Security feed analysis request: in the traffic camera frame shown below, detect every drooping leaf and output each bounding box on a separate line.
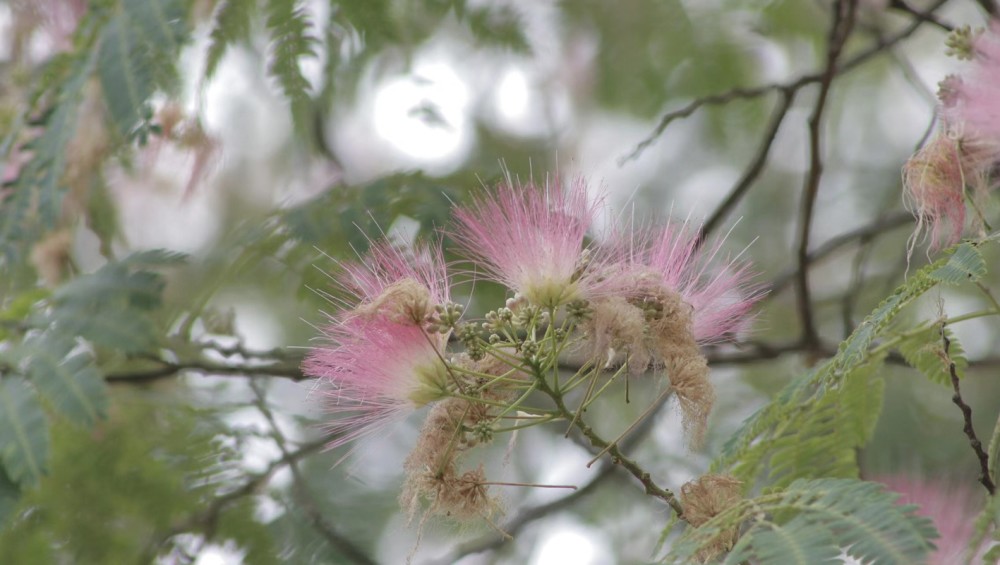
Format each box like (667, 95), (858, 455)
(22, 335), (108, 427)
(97, 0), (189, 137)
(205, 0), (257, 79)
(47, 305), (158, 353)
(264, 0), (318, 132)
(0, 378), (49, 487)
(0, 48), (98, 265)
(728, 355), (886, 489)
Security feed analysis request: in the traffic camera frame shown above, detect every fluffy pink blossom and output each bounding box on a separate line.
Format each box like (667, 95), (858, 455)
(304, 320), (451, 452)
(328, 239), (451, 327)
(304, 237), (454, 455)
(337, 240), (450, 310)
(451, 178), (609, 308)
(646, 224), (762, 343)
(902, 133), (969, 251)
(946, 26), (1000, 142)
(877, 475), (985, 564)
(906, 25), (1000, 251)
(610, 220), (764, 344)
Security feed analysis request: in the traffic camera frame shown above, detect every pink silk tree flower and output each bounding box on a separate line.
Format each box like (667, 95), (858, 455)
(333, 239), (451, 326)
(906, 26), (1000, 251)
(902, 132), (970, 251)
(450, 178), (608, 308)
(876, 475), (985, 564)
(945, 26), (1000, 144)
(303, 319), (452, 453)
(642, 223), (763, 344)
(583, 220), (763, 445)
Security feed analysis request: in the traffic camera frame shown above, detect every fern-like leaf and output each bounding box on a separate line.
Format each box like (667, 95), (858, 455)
(928, 242), (987, 284)
(0, 49), (98, 264)
(667, 479), (937, 565)
(898, 324), (967, 386)
(205, 0), (257, 79)
(715, 242), (988, 484)
(97, 0), (189, 137)
(726, 355), (885, 488)
(265, 0), (318, 132)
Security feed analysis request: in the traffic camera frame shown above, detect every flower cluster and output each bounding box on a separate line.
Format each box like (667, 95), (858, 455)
(904, 25), (1000, 251)
(303, 177), (762, 531)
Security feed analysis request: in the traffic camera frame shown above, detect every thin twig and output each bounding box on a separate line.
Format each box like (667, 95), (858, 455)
(141, 437), (330, 560)
(943, 325), (996, 495)
(618, 0), (950, 164)
(888, 0), (953, 31)
(795, 0), (860, 351)
(534, 373), (684, 518)
(250, 380), (377, 565)
(700, 88), (796, 240)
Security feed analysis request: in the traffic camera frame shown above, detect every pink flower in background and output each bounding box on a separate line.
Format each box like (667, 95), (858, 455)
(451, 177), (608, 308)
(304, 320), (451, 453)
(944, 26), (1000, 143)
(902, 25), (1000, 252)
(877, 475), (985, 564)
(902, 133), (969, 250)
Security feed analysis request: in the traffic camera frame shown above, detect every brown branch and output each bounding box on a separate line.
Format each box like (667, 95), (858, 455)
(105, 358), (306, 383)
(618, 0), (950, 164)
(700, 88), (796, 240)
(972, 0), (1000, 18)
(250, 380), (376, 565)
(142, 436), (330, 561)
(943, 326), (996, 495)
(888, 0), (953, 31)
(795, 0), (860, 350)
(769, 210), (913, 296)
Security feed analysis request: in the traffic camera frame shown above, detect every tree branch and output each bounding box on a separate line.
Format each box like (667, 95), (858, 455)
(700, 88), (796, 240)
(250, 380), (376, 565)
(618, 0), (950, 164)
(795, 0), (860, 350)
(943, 326), (996, 495)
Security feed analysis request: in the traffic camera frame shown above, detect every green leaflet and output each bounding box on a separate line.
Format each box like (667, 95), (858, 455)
(897, 324), (967, 387)
(714, 242), (988, 485)
(726, 355), (886, 489)
(0, 378), (49, 488)
(97, 0), (189, 138)
(47, 306), (158, 353)
(41, 249), (182, 353)
(666, 479), (937, 565)
(22, 336), (109, 426)
(928, 242), (987, 285)
(836, 243), (983, 371)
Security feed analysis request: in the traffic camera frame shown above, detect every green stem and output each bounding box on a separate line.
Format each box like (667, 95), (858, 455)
(531, 364), (685, 519)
